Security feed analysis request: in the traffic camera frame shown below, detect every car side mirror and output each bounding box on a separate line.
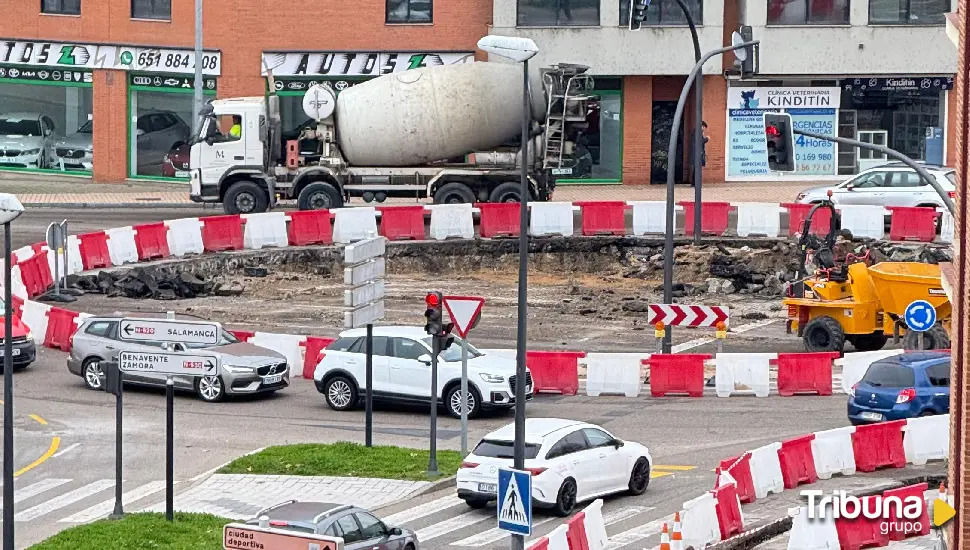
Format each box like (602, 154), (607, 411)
(846, 184), (855, 191)
(390, 527), (403, 536)
(136, 128), (146, 137)
(205, 135), (215, 146)
(417, 354), (431, 365)
(613, 439), (624, 448)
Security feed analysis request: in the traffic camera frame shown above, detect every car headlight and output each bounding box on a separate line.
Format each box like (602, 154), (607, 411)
(84, 147), (93, 153)
(25, 332), (33, 342)
(480, 373), (505, 383)
(223, 365), (254, 374)
(22, 149), (40, 155)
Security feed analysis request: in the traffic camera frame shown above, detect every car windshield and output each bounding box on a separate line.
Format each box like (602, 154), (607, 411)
(184, 329), (240, 350)
(77, 120), (92, 133)
(0, 118), (41, 136)
(472, 439), (540, 459)
(422, 335), (483, 362)
(862, 363), (915, 388)
(946, 172), (957, 186)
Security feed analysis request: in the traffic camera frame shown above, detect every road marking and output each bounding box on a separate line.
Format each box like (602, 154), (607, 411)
(650, 471), (672, 479)
(450, 516), (558, 546)
(28, 414), (47, 425)
(14, 479), (113, 522)
(383, 495), (463, 525)
(14, 436), (60, 477)
(416, 510), (492, 542)
(52, 443), (81, 459)
(0, 478), (72, 510)
(604, 517), (669, 550)
(652, 465), (695, 471)
(60, 481), (167, 523)
(673, 318), (778, 353)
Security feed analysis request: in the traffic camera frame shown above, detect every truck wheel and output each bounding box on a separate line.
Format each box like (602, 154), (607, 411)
(902, 323), (950, 350)
(224, 181), (268, 215)
(802, 315), (845, 352)
(434, 182), (475, 204)
(848, 333), (888, 352)
(298, 182), (343, 210)
(488, 182), (524, 203)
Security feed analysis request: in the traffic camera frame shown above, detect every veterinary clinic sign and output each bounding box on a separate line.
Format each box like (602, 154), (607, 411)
(0, 40), (222, 75)
(727, 87), (841, 110)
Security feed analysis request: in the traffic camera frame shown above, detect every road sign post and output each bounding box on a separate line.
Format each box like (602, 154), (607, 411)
(443, 296), (485, 456)
(904, 299), (937, 351)
(102, 361), (125, 519)
(497, 467), (532, 536)
(344, 236), (387, 447)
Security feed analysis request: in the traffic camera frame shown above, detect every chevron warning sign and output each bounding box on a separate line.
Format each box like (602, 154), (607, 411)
(647, 304), (730, 328)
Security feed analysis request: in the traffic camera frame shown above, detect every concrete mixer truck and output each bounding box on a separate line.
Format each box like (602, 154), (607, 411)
(188, 61), (595, 214)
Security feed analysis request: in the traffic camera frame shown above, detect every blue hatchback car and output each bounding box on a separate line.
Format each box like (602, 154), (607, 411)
(847, 351), (950, 425)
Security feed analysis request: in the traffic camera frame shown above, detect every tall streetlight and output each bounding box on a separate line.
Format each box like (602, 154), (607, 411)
(1, 193), (25, 550)
(476, 34), (538, 550)
(192, 0), (204, 135)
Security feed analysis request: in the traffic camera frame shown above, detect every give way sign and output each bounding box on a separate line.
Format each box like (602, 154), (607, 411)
(444, 296), (485, 338)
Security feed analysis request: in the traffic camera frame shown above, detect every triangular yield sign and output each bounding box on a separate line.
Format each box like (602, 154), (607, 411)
(499, 473), (528, 526)
(443, 296), (485, 338)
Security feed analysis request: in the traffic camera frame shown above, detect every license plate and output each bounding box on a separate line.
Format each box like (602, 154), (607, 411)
(860, 412), (883, 421)
(175, 170), (191, 178)
(11, 348), (19, 357)
(263, 374), (283, 384)
(478, 483), (497, 494)
(551, 168), (572, 175)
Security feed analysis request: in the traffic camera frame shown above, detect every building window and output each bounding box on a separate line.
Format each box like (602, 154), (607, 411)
(387, 0), (432, 23)
(766, 0), (850, 24)
(131, 0), (171, 20)
(41, 0), (80, 15)
(619, 0), (702, 25)
(558, 78), (623, 183)
(869, 0), (948, 24)
(519, 0), (600, 26)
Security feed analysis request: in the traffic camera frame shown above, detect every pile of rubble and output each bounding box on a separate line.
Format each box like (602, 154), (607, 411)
(70, 267), (245, 300)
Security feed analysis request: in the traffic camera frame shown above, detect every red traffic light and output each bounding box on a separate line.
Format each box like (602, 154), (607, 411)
(766, 125), (781, 137)
(425, 293), (440, 308)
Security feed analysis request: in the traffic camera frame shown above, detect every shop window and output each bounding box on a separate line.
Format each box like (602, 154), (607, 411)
(619, 0), (702, 25)
(131, 0), (171, 20)
(519, 0), (600, 26)
(869, 0), (948, 24)
(767, 0), (849, 24)
(41, 0), (81, 15)
(559, 79), (622, 184)
(386, 0), (432, 23)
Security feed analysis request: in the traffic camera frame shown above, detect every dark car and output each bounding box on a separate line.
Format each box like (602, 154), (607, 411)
(0, 299), (36, 370)
(847, 351), (950, 425)
(161, 143), (190, 178)
(246, 501), (418, 550)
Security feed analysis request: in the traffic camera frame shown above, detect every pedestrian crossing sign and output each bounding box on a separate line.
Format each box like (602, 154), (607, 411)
(497, 467), (532, 536)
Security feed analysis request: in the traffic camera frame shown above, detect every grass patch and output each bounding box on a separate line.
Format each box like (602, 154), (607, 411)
(218, 442), (463, 480)
(28, 512), (230, 550)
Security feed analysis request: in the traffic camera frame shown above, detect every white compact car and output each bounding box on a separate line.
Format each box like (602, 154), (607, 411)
(795, 162), (956, 209)
(313, 326), (533, 418)
(456, 418), (653, 516)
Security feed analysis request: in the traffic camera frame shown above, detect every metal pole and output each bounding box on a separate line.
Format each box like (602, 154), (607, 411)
(165, 376), (174, 522)
(110, 378), (124, 519)
(662, 41), (758, 354)
(918, 332), (925, 351)
(512, 58), (531, 550)
(427, 336), (439, 476)
(3, 222), (14, 550)
(53, 230), (60, 297)
(365, 323), (373, 447)
(192, 0), (204, 135)
(460, 337), (469, 456)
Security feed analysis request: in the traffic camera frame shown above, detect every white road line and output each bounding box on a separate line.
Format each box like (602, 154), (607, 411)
(14, 479), (113, 522)
(450, 505), (654, 547)
(416, 510), (492, 542)
(59, 481), (167, 523)
(0, 478), (73, 510)
(673, 318), (778, 353)
(383, 495), (464, 525)
(52, 443), (81, 459)
(603, 517), (669, 550)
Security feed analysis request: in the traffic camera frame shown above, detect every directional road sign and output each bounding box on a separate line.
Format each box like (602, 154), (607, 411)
(647, 304), (730, 328)
(118, 351), (219, 376)
(443, 296), (485, 338)
(497, 467), (532, 536)
(345, 280), (386, 308)
(904, 300), (937, 333)
(224, 523), (342, 550)
(119, 318), (221, 345)
(345, 301), (386, 329)
(344, 236), (386, 264)
(344, 257), (386, 286)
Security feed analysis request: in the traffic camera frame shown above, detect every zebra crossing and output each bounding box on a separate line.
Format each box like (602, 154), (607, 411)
(0, 476), (168, 524)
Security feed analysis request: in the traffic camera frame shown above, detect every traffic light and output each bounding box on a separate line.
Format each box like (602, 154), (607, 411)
(737, 26), (757, 76)
(628, 0), (652, 30)
(424, 292), (443, 336)
(764, 113), (795, 172)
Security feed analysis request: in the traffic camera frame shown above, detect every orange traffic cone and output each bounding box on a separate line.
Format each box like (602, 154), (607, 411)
(659, 522), (671, 550)
(671, 512), (684, 550)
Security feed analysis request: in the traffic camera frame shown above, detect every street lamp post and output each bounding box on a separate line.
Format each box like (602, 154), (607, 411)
(0, 193), (25, 550)
(476, 35), (538, 550)
(192, 0), (204, 135)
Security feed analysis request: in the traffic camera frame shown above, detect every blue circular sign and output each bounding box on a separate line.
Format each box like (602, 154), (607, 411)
(904, 300), (937, 333)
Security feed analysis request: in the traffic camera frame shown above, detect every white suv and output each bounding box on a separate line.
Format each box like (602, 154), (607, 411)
(313, 326), (533, 419)
(795, 163), (956, 209)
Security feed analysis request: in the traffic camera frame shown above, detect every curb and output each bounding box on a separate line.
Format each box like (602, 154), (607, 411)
(23, 202), (202, 209)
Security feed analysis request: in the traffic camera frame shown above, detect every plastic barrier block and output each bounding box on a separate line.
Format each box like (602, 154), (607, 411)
(903, 414), (949, 465)
(302, 336), (336, 379)
(249, 332), (307, 377)
(8, 265), (28, 300)
(939, 209), (954, 243)
(645, 354), (709, 398)
(478, 202), (520, 238)
(678, 201), (731, 236)
(77, 231), (113, 270)
(628, 201), (681, 235)
(132, 222), (171, 260)
(680, 492), (721, 549)
(887, 206), (938, 242)
(530, 202), (575, 237)
(230, 330), (255, 342)
(242, 212), (289, 250)
(582, 499), (609, 550)
(427, 204), (475, 240)
(774, 352), (839, 396)
(835, 496), (890, 550)
(45, 306), (80, 351)
(575, 201), (627, 236)
(811, 426), (857, 480)
(836, 350), (903, 394)
(787, 503), (840, 550)
(565, 511), (589, 550)
(525, 351), (584, 395)
(333, 207), (378, 243)
(19, 251), (54, 298)
(734, 202), (785, 238)
(837, 205), (889, 240)
(711, 482), (744, 540)
(584, 353), (645, 397)
(200, 214), (244, 252)
(718, 454), (755, 504)
(287, 210), (334, 246)
(782, 203), (832, 237)
(377, 206), (426, 241)
(20, 300), (50, 342)
(105, 226), (139, 266)
(530, 525), (569, 550)
(882, 483), (930, 540)
(713, 352), (774, 397)
(11, 295), (23, 317)
(64, 235), (84, 275)
(852, 419), (906, 472)
(12, 245), (37, 264)
(165, 217), (205, 257)
(777, 434), (818, 489)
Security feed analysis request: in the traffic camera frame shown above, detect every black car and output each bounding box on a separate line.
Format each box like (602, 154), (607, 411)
(247, 501), (419, 550)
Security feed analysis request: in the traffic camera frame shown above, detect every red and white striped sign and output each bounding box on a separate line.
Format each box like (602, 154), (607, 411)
(647, 304), (730, 328)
